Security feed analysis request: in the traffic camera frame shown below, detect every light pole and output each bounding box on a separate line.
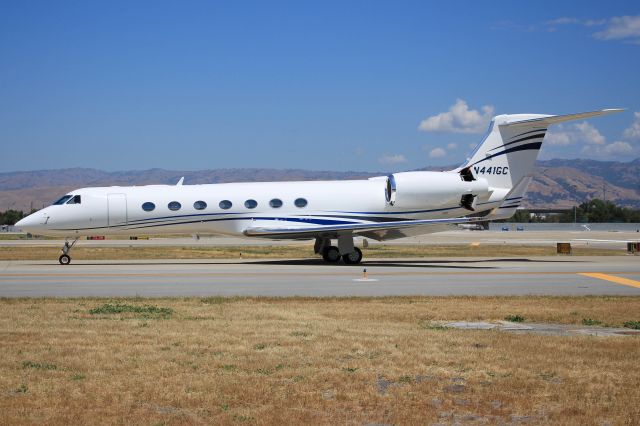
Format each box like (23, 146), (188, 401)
(570, 183), (579, 228)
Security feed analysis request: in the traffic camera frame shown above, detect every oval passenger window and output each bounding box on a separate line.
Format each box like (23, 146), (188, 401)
(269, 199), (283, 208)
(142, 202), (156, 212)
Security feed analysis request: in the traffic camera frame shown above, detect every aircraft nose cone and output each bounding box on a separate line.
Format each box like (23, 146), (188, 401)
(15, 216), (30, 228)
(15, 213), (42, 232)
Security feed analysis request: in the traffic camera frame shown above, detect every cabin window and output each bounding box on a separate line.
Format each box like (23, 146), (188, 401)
(53, 195), (72, 205)
(193, 201), (207, 210)
(142, 202), (156, 212)
(168, 201), (182, 211)
(219, 200), (232, 210)
(269, 198), (283, 208)
(66, 195), (81, 204)
(294, 198), (308, 208)
(244, 199), (258, 209)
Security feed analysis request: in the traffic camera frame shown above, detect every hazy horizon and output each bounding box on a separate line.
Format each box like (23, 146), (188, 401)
(1, 156), (639, 176)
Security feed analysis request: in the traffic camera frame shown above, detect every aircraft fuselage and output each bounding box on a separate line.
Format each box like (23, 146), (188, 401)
(19, 172), (494, 238)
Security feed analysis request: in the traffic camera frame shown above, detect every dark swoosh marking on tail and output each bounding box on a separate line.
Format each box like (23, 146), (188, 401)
(508, 128), (548, 140)
(488, 132), (546, 152)
(471, 142), (543, 166)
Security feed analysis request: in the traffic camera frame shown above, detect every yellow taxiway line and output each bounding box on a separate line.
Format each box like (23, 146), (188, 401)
(579, 273), (640, 289)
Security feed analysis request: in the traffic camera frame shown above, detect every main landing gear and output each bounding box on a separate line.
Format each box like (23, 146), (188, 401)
(315, 236), (363, 264)
(59, 238), (79, 265)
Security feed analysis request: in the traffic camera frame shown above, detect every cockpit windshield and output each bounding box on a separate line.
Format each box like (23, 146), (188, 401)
(66, 195), (81, 204)
(53, 195), (73, 205)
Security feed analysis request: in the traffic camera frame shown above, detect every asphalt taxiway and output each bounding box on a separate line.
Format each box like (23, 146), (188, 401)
(2, 229), (639, 248)
(0, 256), (638, 297)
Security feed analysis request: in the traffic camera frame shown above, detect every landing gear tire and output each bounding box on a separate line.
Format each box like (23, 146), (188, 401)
(58, 238), (78, 265)
(342, 247), (363, 265)
(322, 246), (341, 263)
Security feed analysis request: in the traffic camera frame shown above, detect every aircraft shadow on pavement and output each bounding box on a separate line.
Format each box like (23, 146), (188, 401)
(241, 257), (589, 269)
(36, 257), (588, 268)
(245, 259), (497, 269)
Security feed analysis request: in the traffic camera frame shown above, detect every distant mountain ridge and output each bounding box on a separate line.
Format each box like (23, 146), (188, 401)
(1, 159), (639, 211)
(529, 159), (640, 209)
(0, 168), (382, 191)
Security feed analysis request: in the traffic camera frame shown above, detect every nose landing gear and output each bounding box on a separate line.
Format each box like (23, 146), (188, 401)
(59, 238), (79, 265)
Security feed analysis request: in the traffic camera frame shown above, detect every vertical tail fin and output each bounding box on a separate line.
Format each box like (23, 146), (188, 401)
(457, 109), (624, 192)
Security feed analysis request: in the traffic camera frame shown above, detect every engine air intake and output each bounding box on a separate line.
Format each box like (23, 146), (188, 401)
(385, 175), (397, 206)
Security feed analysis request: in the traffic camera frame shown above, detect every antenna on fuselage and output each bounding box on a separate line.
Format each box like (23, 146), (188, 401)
(176, 177), (184, 186)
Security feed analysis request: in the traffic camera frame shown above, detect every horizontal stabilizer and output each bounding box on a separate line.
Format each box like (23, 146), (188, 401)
(503, 109), (624, 128)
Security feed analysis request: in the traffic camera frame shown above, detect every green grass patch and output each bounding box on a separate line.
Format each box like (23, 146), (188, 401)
(22, 360), (57, 370)
(505, 315), (525, 322)
(623, 320), (640, 330)
(88, 303), (173, 319)
(200, 296), (243, 305)
(582, 318), (602, 326)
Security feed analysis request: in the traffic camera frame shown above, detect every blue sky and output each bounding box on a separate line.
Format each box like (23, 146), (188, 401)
(1, 1), (639, 173)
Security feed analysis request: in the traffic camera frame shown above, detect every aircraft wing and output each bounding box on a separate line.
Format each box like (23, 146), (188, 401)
(243, 217), (473, 241)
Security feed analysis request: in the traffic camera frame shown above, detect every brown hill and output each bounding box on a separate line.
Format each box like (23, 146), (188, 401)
(526, 159), (640, 209)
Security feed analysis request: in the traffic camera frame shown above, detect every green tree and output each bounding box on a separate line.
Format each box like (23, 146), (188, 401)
(559, 199), (640, 223)
(0, 210), (25, 226)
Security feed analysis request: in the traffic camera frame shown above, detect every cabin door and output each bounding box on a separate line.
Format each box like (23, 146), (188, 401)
(107, 194), (127, 228)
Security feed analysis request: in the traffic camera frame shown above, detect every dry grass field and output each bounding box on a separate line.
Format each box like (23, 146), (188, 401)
(1, 296), (639, 425)
(0, 243), (622, 261)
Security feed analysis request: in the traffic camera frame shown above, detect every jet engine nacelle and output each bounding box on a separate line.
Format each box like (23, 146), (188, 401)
(385, 171), (489, 211)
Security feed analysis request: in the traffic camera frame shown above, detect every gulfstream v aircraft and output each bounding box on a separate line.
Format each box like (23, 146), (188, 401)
(17, 109), (622, 265)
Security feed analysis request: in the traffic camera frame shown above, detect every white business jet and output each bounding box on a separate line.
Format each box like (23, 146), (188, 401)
(17, 109), (622, 265)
